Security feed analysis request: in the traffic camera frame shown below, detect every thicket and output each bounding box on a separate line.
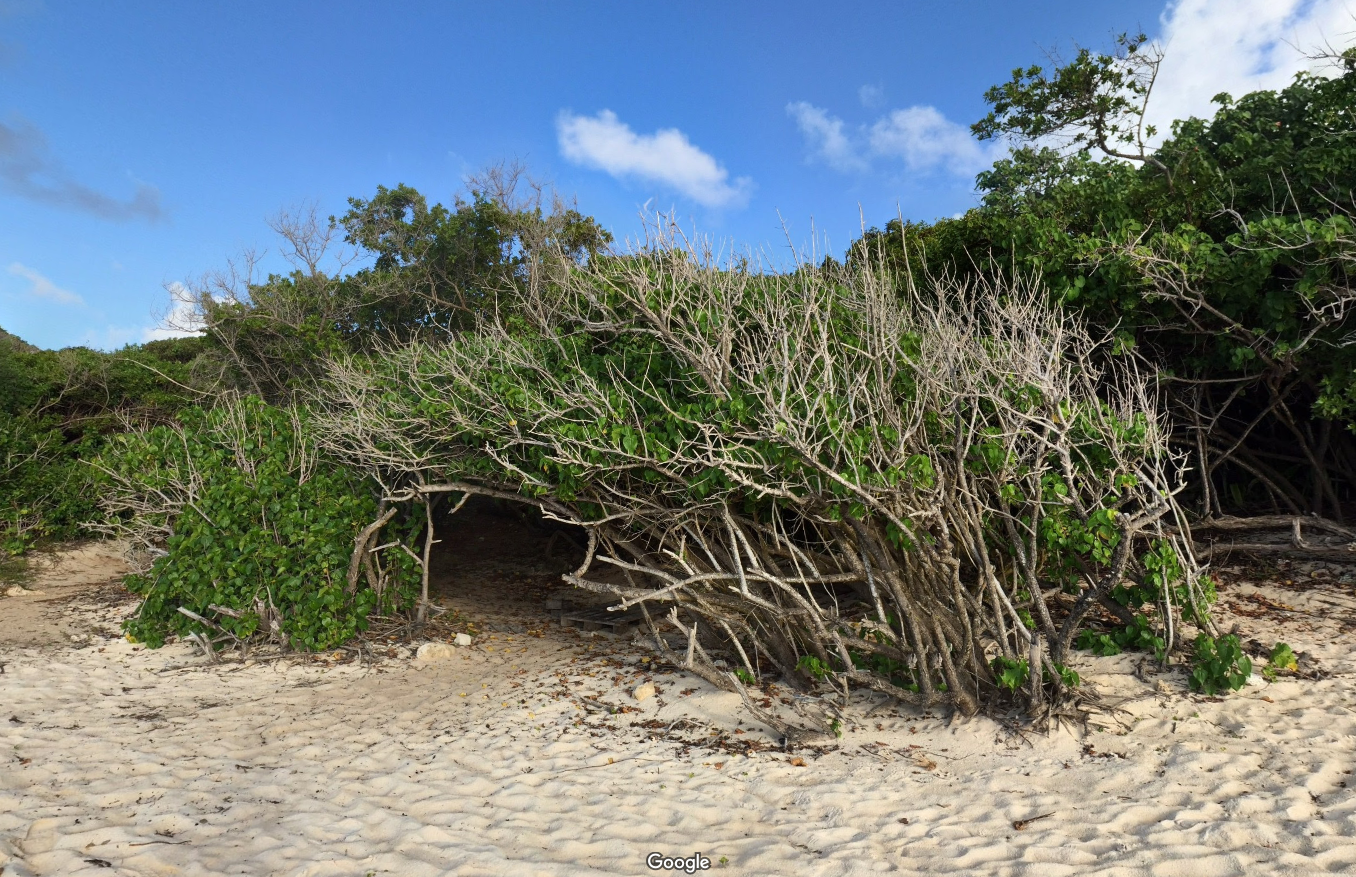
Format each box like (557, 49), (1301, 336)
(193, 166), (610, 400)
(94, 397), (421, 650)
(313, 229), (1216, 725)
(0, 328), (202, 553)
(859, 40), (1356, 524)
(87, 167), (604, 650)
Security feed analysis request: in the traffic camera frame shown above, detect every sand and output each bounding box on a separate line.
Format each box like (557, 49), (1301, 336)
(2, 544), (1355, 876)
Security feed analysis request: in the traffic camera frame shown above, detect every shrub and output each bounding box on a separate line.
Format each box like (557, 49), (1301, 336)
(0, 413), (100, 553)
(0, 329), (205, 553)
(863, 52), (1356, 518)
(317, 226), (1207, 721)
(1189, 634), (1252, 695)
(95, 397), (420, 650)
(1263, 642), (1298, 682)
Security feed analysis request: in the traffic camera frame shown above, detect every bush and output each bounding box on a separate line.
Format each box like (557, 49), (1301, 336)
(0, 329), (205, 553)
(1189, 634), (1253, 695)
(862, 51), (1356, 517)
(0, 413), (100, 553)
(96, 397), (420, 650)
(316, 226), (1208, 720)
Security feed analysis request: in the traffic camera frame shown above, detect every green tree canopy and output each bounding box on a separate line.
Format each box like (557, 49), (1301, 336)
(856, 44), (1356, 518)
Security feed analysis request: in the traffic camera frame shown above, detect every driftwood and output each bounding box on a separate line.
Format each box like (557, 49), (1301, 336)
(1186, 515), (1356, 562)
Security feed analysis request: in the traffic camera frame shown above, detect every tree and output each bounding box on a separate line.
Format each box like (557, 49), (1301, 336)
(858, 42), (1356, 521)
(194, 165), (612, 399)
(973, 32), (1171, 179)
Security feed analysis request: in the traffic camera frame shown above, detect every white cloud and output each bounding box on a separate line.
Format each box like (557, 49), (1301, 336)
(788, 102), (1000, 178)
(869, 106), (998, 176)
(786, 102), (868, 172)
(141, 281), (203, 342)
(79, 325), (139, 350)
(7, 261), (82, 305)
(557, 109), (752, 209)
(79, 282), (203, 351)
(858, 84), (886, 109)
(786, 1), (1355, 182)
(1149, 0), (1355, 136)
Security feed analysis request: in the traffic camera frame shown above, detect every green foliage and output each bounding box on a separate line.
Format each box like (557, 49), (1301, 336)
(1263, 642), (1298, 682)
(991, 655), (1029, 692)
(973, 32), (1163, 160)
(1189, 634), (1253, 695)
(1075, 613), (1165, 659)
(0, 328), (204, 553)
(0, 415), (100, 554)
(1053, 663), (1080, 688)
(201, 181), (612, 400)
(1109, 541), (1215, 623)
(849, 647), (919, 692)
(99, 398), (418, 650)
(319, 229), (1193, 714)
(796, 655), (832, 682)
(860, 47), (1356, 516)
(734, 667), (756, 685)
(988, 656), (1079, 694)
(338, 182), (611, 324)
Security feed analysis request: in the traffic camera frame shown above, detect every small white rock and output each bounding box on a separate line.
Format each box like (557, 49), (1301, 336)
(416, 642), (457, 662)
(632, 682), (656, 702)
(454, 633), (473, 647)
(4, 586), (42, 597)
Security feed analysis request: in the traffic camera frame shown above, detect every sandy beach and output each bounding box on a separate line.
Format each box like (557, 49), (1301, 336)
(2, 537), (1355, 877)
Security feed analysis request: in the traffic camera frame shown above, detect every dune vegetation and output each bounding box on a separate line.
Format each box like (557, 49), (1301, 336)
(5, 37), (1353, 724)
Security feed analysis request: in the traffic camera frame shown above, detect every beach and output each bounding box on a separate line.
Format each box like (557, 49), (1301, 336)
(2, 544), (1355, 876)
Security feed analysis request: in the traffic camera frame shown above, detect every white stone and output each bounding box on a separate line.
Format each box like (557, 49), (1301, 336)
(416, 642), (457, 662)
(454, 633), (473, 647)
(4, 586), (42, 597)
(632, 682), (656, 702)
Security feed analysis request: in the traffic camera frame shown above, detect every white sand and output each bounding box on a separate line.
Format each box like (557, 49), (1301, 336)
(2, 558), (1356, 876)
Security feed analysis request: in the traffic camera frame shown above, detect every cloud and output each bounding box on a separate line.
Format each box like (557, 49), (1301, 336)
(858, 85), (886, 109)
(557, 109), (752, 209)
(869, 106), (998, 176)
(79, 282), (203, 351)
(8, 262), (81, 305)
(786, 102), (869, 172)
(788, 101), (999, 178)
(1147, 0), (1355, 134)
(0, 117), (163, 222)
(141, 281), (204, 342)
(788, 1), (1355, 181)
(79, 325), (139, 350)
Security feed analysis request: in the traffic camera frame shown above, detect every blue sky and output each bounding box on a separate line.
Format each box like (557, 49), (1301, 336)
(0, 0), (1350, 350)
